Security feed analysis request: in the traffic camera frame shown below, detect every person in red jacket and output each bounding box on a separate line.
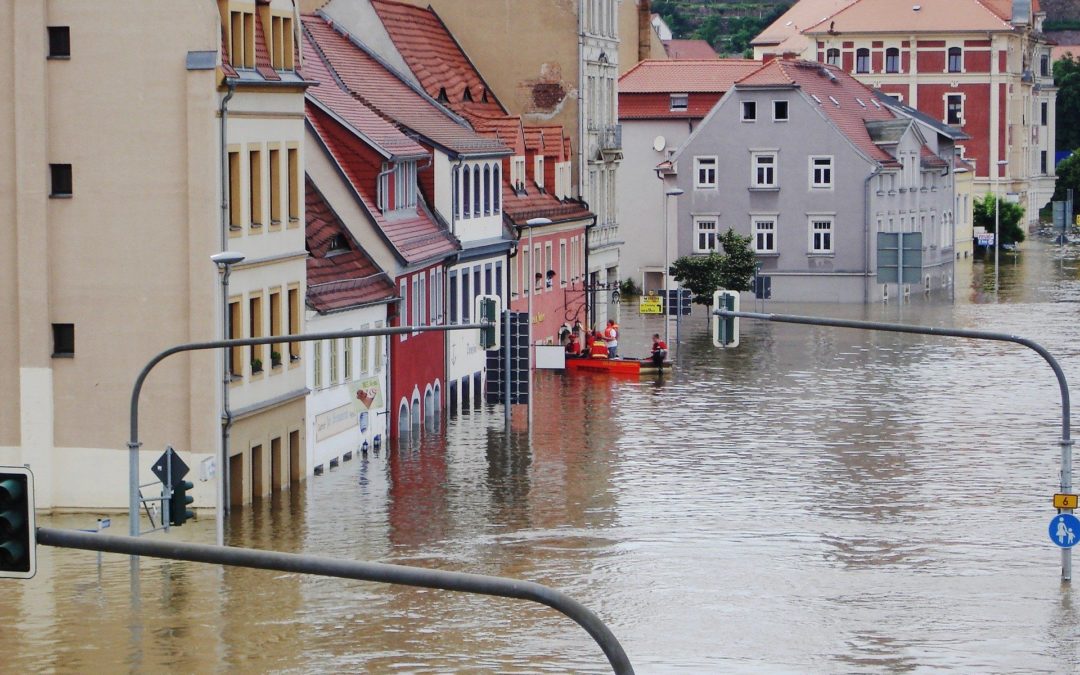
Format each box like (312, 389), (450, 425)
(589, 331), (609, 358)
(650, 333), (668, 372)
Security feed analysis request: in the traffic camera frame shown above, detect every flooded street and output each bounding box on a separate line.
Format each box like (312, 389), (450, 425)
(6, 241), (1080, 673)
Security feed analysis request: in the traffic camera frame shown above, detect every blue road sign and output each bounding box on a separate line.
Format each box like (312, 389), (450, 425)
(1049, 513), (1080, 548)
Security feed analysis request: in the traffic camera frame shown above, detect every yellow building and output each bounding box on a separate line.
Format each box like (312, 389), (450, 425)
(0, 0), (308, 512)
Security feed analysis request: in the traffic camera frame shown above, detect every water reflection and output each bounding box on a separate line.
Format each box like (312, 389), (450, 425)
(5, 241), (1080, 672)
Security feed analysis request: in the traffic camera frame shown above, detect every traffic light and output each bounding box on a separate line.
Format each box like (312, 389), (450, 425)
(475, 294), (501, 351)
(0, 467), (36, 579)
(712, 290), (740, 348)
(169, 480), (195, 527)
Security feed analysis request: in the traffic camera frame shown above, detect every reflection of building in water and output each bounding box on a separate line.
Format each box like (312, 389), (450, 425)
(388, 434), (452, 549)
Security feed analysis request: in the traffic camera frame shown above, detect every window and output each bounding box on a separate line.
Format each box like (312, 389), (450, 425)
(521, 245), (529, 297)
(399, 279), (408, 341)
(392, 161), (417, 211)
(670, 93), (688, 111)
(249, 149), (262, 228)
(533, 248), (542, 291)
(288, 287), (300, 361)
(948, 47), (962, 73)
(946, 94), (963, 125)
(856, 48), (870, 73)
(753, 218), (777, 253)
(249, 294), (263, 372)
(752, 152), (777, 188)
(343, 337), (352, 380)
(473, 165), (481, 216)
(484, 165), (492, 212)
(461, 272), (470, 322)
(495, 261), (503, 297)
(374, 321), (384, 372)
(1041, 151), (1048, 175)
(52, 323), (74, 357)
(229, 300), (242, 377)
(810, 156), (833, 189)
(313, 341), (322, 389)
(50, 163), (72, 197)
(695, 156), (717, 189)
(360, 325), (371, 374)
(419, 274), (427, 325)
(534, 157), (545, 190)
(412, 277), (420, 329)
(809, 218), (834, 254)
(694, 218), (718, 253)
(329, 339), (339, 385)
(826, 48), (840, 66)
(228, 151), (241, 228)
(544, 243), (553, 288)
(559, 240), (567, 286)
(463, 168), (471, 217)
(1041, 53), (1050, 77)
(1041, 101), (1049, 126)
(452, 166), (459, 219)
(773, 100), (789, 122)
(270, 16), (295, 71)
(269, 290), (281, 367)
(493, 164), (501, 213)
(449, 271), (458, 323)
(287, 148), (299, 222)
(484, 263), (492, 294)
(884, 48), (900, 73)
(48, 27), (70, 58)
(269, 148), (281, 225)
(229, 11), (255, 69)
(741, 101), (757, 121)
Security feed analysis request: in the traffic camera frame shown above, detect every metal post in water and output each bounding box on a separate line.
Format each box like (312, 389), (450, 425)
(504, 308), (511, 430)
(1063, 437), (1074, 581)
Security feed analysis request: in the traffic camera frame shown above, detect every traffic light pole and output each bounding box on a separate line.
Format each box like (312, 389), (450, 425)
(128, 323), (489, 541)
(715, 307), (1074, 582)
(36, 526), (633, 674)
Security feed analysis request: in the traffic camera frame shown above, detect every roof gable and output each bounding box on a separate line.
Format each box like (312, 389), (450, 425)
(619, 59), (761, 93)
(804, 0), (1012, 35)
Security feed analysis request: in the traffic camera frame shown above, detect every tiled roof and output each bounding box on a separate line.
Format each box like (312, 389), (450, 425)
(919, 145), (949, 169)
(736, 59), (898, 165)
(467, 113), (526, 156)
(307, 103), (459, 265)
(619, 92), (724, 120)
(306, 178), (397, 313)
(751, 0), (858, 52)
(502, 187), (593, 227)
(663, 39), (719, 60)
(301, 14), (509, 157)
(531, 125), (567, 160)
(619, 59), (760, 93)
(302, 30), (428, 159)
(369, 0), (506, 118)
(219, 13), (307, 86)
(803, 0), (1013, 35)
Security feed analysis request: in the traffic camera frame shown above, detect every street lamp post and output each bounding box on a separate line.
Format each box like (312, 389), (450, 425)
(994, 159), (1009, 295)
(211, 251), (244, 547)
(663, 188), (684, 348)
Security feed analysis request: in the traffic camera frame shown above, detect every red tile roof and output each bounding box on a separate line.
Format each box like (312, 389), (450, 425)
(301, 14), (508, 158)
(736, 59), (898, 165)
(369, 0), (506, 119)
(467, 112), (526, 156)
(307, 103), (460, 265)
(302, 29), (428, 159)
(803, 0), (1013, 35)
(501, 187), (593, 226)
(619, 59), (761, 93)
(306, 178), (397, 313)
(751, 0), (859, 53)
(663, 39), (719, 60)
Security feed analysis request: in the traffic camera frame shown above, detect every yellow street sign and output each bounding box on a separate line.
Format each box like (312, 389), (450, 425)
(1054, 493), (1078, 509)
(639, 296), (663, 314)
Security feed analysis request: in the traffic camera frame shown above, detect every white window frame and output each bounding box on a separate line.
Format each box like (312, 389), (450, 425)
(810, 156), (834, 189)
(670, 93), (688, 111)
(752, 216), (777, 254)
(945, 93), (964, 126)
(751, 151), (778, 189)
(808, 215), (835, 255)
(772, 100), (789, 122)
(741, 100), (757, 122)
(693, 216), (719, 253)
(694, 156), (718, 189)
(884, 47), (901, 74)
(399, 279), (408, 341)
(825, 48), (840, 66)
(559, 239), (567, 286)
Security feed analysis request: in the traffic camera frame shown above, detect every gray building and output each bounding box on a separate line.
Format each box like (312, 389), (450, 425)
(660, 58), (959, 303)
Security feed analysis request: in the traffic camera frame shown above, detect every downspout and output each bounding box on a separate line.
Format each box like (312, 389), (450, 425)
(582, 203), (597, 330)
(218, 80), (236, 520)
(864, 165), (883, 304)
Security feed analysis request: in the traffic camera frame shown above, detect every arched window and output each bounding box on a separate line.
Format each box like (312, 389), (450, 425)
(397, 401), (410, 438)
(948, 47), (962, 73)
(463, 167), (471, 217)
(856, 48), (870, 73)
(411, 396), (421, 434)
(483, 164), (491, 215)
(493, 164), (501, 213)
(473, 165), (481, 216)
(885, 47), (900, 73)
(826, 48), (840, 66)
(452, 166), (459, 219)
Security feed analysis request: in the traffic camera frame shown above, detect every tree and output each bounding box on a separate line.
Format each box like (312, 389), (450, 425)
(669, 228), (757, 306)
(1055, 54), (1080, 153)
(1053, 151), (1080, 218)
(973, 193), (1025, 247)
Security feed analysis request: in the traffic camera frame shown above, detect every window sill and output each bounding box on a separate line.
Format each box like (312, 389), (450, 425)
(288, 217), (301, 228)
(49, 193), (73, 199)
(47, 55), (71, 61)
(741, 118), (757, 123)
(694, 185), (718, 190)
(811, 185), (834, 191)
(755, 252), (780, 258)
(51, 352), (74, 359)
(807, 252), (835, 258)
(748, 186), (779, 192)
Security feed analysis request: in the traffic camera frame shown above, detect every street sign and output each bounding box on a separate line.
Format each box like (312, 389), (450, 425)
(1054, 493), (1079, 509)
(1049, 513), (1080, 548)
(639, 295), (662, 314)
(753, 275), (771, 300)
(151, 447), (189, 488)
(665, 289), (692, 316)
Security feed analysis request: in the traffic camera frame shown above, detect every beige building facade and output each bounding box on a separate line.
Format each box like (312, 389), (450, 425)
(1, 0), (308, 511)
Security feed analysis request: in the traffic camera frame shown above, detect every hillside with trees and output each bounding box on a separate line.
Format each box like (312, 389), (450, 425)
(651, 1), (792, 56)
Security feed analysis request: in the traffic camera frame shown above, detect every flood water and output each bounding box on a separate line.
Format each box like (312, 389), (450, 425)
(6, 240), (1080, 673)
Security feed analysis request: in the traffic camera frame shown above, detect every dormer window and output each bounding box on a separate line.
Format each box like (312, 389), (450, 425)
(670, 93), (688, 112)
(269, 15), (295, 71)
(463, 88), (474, 103)
(229, 10), (255, 69)
(437, 87), (449, 103)
(535, 156), (545, 190)
(327, 233), (349, 254)
(378, 160), (418, 213)
(511, 156), (526, 192)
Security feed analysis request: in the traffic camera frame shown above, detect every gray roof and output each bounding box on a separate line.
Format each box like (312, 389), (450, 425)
(872, 91), (971, 141)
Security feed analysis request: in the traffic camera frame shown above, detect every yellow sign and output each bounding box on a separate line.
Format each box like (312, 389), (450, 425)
(1054, 493), (1078, 509)
(639, 296), (663, 314)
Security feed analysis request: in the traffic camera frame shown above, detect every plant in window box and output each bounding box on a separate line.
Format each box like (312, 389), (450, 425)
(271, 351), (282, 368)
(290, 351), (300, 362)
(251, 358), (263, 374)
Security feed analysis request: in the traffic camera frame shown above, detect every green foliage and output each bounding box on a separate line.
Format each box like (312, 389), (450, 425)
(1053, 152), (1080, 218)
(1045, 20), (1080, 31)
(653, 1), (792, 55)
(669, 228), (757, 305)
(1055, 54), (1080, 153)
(973, 193), (1026, 247)
(619, 277), (642, 297)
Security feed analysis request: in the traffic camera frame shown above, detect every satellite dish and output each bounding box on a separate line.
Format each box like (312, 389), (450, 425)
(652, 135), (666, 152)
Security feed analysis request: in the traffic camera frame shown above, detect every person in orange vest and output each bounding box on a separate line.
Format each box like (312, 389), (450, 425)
(603, 319), (619, 358)
(650, 333), (668, 372)
(589, 330), (609, 358)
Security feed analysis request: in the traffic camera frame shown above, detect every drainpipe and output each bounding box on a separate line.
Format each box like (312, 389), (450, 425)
(582, 205), (597, 330)
(864, 165), (883, 304)
(218, 80), (236, 533)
